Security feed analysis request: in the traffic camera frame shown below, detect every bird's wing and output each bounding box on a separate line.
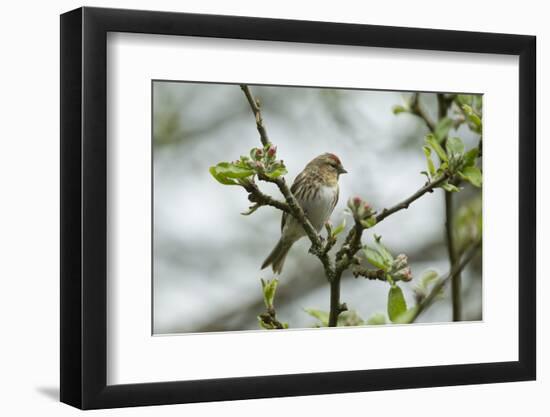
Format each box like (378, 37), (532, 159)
(281, 171), (307, 232)
(332, 186), (339, 212)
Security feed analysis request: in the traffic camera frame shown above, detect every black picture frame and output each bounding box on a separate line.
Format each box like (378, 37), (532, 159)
(60, 6), (536, 410)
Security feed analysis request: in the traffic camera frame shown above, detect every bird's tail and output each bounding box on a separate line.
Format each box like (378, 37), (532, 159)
(261, 239), (293, 274)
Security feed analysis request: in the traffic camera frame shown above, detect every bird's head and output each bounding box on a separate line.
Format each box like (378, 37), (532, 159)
(309, 153), (348, 178)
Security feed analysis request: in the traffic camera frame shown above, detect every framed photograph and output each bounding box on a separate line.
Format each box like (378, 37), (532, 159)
(60, 6), (536, 409)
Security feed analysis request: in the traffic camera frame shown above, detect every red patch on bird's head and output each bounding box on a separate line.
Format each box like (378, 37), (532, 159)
(327, 153), (341, 165)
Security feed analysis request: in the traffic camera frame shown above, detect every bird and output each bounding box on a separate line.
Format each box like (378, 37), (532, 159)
(261, 153), (347, 274)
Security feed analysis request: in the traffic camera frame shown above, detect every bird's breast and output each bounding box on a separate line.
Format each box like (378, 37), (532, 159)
(299, 185), (339, 231)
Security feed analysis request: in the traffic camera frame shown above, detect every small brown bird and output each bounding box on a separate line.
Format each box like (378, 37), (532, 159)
(261, 153), (347, 274)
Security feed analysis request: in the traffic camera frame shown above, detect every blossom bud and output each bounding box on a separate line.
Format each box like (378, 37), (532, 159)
(394, 266), (413, 282)
(348, 196), (362, 212)
(362, 203), (373, 218)
(255, 148), (263, 159)
(255, 161), (264, 170)
(393, 253), (408, 270)
(267, 145), (277, 158)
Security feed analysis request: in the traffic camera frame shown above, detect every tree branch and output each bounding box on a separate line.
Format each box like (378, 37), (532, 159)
(375, 174), (449, 223)
(352, 267), (386, 280)
(410, 93), (436, 132)
(446, 191), (462, 321)
(407, 240), (481, 323)
(240, 85), (271, 147)
(240, 179), (290, 214)
(436, 92), (462, 321)
(334, 174), (448, 280)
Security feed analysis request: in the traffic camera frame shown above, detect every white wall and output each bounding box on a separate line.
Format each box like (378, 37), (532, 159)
(0, 0), (545, 415)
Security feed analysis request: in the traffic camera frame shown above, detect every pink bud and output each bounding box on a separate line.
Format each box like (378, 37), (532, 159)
(255, 161), (264, 169)
(267, 145), (277, 157)
(255, 148), (263, 158)
(353, 196), (362, 207)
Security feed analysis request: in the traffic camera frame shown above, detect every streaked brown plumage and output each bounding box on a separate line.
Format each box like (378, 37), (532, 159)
(261, 153), (347, 274)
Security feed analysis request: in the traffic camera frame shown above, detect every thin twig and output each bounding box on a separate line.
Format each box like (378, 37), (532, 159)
(352, 267), (386, 280)
(240, 85), (270, 147)
(375, 175), (449, 223)
(436, 92), (462, 322)
(407, 240), (481, 323)
(410, 93), (436, 132)
(241, 180), (290, 213)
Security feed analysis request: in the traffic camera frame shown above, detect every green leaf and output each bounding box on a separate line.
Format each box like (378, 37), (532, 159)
(250, 147), (261, 161)
(261, 279), (279, 309)
(423, 146), (436, 177)
(462, 104), (482, 131)
(364, 247), (389, 271)
(473, 95), (483, 111)
(456, 94), (473, 107)
(264, 166), (288, 179)
(459, 166), (482, 187)
(331, 218), (346, 237)
(366, 313), (387, 325)
(441, 181), (460, 192)
(360, 216), (377, 229)
(373, 237), (394, 266)
(388, 285), (408, 323)
(393, 306), (419, 324)
(304, 308), (329, 327)
(445, 137), (465, 159)
(434, 117), (453, 142)
(213, 162), (255, 179)
(425, 134), (448, 162)
(419, 270), (439, 289)
(337, 310), (365, 327)
(463, 148), (479, 167)
(209, 166), (239, 185)
(392, 105), (408, 115)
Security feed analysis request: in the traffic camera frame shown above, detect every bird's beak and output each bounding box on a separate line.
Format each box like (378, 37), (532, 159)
(338, 166), (348, 174)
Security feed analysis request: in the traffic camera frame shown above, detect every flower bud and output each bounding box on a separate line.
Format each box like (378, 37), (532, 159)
(362, 203), (373, 218)
(348, 196), (362, 211)
(267, 145), (277, 158)
(393, 253), (408, 270)
(255, 148), (263, 159)
(394, 266), (413, 282)
(255, 161), (264, 170)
